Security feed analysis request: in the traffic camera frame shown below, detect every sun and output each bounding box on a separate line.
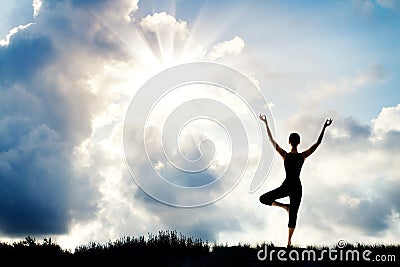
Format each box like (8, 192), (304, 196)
(131, 11), (206, 69)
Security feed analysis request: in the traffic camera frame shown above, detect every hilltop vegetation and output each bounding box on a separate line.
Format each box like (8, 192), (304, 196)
(0, 231), (398, 266)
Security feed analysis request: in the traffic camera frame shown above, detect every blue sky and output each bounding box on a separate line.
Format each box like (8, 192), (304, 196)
(0, 0), (400, 250)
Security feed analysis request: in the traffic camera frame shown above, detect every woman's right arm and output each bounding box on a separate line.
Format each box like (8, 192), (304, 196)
(259, 114), (287, 159)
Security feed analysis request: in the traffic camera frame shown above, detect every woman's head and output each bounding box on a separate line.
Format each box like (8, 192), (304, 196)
(289, 132), (300, 147)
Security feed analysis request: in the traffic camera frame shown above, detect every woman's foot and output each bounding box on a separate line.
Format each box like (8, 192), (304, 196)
(283, 204), (290, 213)
(272, 201), (290, 213)
(287, 228), (295, 249)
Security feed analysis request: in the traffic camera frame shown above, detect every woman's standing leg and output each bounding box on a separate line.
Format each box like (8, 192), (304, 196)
(287, 185), (302, 247)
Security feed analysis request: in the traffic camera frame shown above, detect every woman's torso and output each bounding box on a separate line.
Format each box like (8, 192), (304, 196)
(284, 152), (304, 185)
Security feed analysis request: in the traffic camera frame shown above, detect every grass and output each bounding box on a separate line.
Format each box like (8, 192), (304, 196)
(0, 231), (398, 266)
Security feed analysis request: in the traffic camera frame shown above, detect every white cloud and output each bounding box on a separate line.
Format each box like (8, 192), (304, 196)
(0, 23), (34, 47)
(125, 0), (139, 22)
(102, 0), (140, 25)
(371, 104), (400, 140)
(305, 65), (390, 104)
(207, 36), (245, 61)
(208, 36), (244, 60)
(140, 12), (189, 39)
(32, 0), (42, 17)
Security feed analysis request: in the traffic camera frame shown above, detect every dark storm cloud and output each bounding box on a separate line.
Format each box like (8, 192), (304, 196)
(353, 199), (389, 234)
(0, 0), (117, 236)
(0, 35), (54, 85)
(334, 178), (400, 236)
(0, 124), (69, 234)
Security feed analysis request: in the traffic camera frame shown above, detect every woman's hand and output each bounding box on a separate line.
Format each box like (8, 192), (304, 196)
(324, 118), (333, 128)
(259, 114), (268, 123)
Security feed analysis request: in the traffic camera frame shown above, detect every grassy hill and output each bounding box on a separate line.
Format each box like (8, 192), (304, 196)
(0, 231), (398, 266)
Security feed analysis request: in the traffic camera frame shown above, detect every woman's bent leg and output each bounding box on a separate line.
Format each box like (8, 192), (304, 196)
(259, 185), (288, 206)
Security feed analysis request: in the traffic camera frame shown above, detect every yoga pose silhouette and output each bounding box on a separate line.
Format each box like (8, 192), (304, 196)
(259, 115), (332, 247)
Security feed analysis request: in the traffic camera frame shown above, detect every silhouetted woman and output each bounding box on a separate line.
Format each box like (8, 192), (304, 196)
(259, 115), (332, 247)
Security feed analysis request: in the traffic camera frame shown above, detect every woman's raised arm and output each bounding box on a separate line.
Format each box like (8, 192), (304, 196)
(259, 114), (287, 159)
(302, 118), (332, 159)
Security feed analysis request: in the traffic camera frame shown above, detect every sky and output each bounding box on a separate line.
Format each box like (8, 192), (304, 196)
(0, 0), (399, 250)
